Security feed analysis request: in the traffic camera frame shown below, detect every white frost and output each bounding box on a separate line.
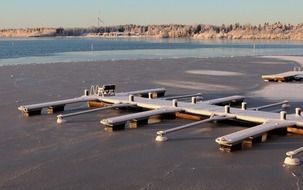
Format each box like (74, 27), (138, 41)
(186, 70), (244, 76)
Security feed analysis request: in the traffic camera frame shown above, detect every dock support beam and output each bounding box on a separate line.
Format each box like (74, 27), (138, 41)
(242, 133), (268, 149)
(156, 91), (165, 97)
(104, 124), (126, 132)
(219, 143), (242, 152)
(88, 101), (107, 108)
(47, 105), (65, 114)
(23, 109), (42, 117)
(287, 127), (303, 135)
(128, 119), (148, 129)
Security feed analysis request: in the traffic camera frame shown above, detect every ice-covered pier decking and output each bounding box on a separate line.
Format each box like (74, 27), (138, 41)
(99, 94), (303, 151)
(18, 85), (303, 152)
(18, 86), (166, 117)
(18, 95), (99, 116)
(101, 107), (184, 131)
(216, 121), (296, 151)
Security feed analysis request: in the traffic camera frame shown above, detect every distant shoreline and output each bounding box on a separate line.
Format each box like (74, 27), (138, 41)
(1, 22), (303, 40)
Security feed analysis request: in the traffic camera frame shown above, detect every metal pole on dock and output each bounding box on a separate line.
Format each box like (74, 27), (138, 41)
(57, 103), (133, 124)
(155, 115), (235, 142)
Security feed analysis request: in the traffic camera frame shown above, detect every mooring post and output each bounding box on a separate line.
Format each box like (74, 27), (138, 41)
(280, 111), (287, 120)
(148, 92), (153, 99)
(241, 102), (247, 110)
(172, 99), (178, 107)
(295, 108), (301, 116)
(191, 97), (197, 104)
(225, 105), (230, 114)
(84, 89), (89, 96)
(129, 95), (134, 102)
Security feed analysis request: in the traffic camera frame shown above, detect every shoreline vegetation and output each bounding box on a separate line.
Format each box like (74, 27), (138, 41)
(1, 22), (303, 40)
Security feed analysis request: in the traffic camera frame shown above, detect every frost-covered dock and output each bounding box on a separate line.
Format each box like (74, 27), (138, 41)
(262, 70), (303, 82)
(18, 84), (303, 152)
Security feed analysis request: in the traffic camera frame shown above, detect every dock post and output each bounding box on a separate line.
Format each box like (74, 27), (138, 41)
(129, 95), (134, 102)
(191, 97), (197, 104)
(295, 108), (301, 116)
(84, 89), (89, 96)
(225, 105), (230, 114)
(280, 111), (287, 120)
(172, 99), (178, 107)
(241, 102), (247, 110)
(148, 93), (153, 99)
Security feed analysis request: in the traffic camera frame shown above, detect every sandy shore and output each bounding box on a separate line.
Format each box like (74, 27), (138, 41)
(0, 56), (302, 190)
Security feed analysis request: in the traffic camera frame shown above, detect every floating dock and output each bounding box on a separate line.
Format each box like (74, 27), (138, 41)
(18, 84), (303, 152)
(101, 107), (183, 131)
(262, 71), (303, 82)
(18, 96), (99, 116)
(18, 85), (165, 117)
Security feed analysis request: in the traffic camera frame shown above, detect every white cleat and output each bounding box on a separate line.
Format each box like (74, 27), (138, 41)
(284, 156), (300, 166)
(57, 116), (66, 124)
(155, 135), (168, 142)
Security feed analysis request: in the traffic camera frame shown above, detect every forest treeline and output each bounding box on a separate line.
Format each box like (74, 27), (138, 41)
(1, 22), (303, 40)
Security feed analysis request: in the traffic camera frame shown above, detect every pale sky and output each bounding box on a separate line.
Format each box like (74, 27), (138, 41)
(0, 0), (302, 28)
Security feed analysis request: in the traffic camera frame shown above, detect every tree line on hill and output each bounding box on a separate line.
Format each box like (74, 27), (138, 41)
(1, 22), (303, 40)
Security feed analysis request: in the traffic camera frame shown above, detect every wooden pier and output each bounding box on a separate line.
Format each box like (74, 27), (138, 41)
(18, 96), (98, 116)
(101, 107), (183, 131)
(262, 71), (303, 82)
(18, 86), (166, 117)
(18, 85), (303, 152)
